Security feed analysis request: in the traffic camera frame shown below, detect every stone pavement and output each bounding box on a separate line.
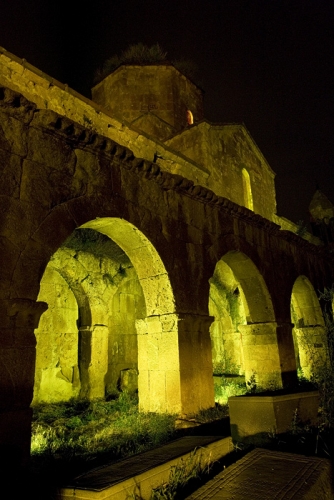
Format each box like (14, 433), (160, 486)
(186, 447), (333, 499)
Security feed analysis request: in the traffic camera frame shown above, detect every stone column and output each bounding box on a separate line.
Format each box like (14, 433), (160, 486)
(136, 313), (215, 417)
(79, 325), (108, 400)
(238, 321), (297, 390)
(136, 313), (181, 414)
(210, 322), (243, 374)
(0, 298), (47, 467)
(294, 325), (328, 380)
(276, 322), (298, 387)
(178, 313), (215, 416)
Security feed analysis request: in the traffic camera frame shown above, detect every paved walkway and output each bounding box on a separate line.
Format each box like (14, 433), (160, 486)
(186, 448), (333, 499)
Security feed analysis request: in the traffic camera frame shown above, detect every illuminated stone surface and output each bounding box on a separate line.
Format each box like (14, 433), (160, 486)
(92, 64), (204, 140)
(229, 391), (320, 445)
(0, 48), (333, 466)
(291, 276), (328, 380)
(165, 122), (276, 220)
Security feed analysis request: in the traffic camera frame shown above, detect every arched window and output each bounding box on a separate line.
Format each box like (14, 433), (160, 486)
(242, 168), (253, 210)
(186, 110), (194, 125)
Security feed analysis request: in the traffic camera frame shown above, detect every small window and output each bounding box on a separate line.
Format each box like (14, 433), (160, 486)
(186, 110), (194, 125)
(242, 168), (253, 210)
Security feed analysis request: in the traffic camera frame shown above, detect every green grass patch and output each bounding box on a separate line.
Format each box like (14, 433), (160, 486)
(31, 392), (177, 477)
(214, 376), (247, 404)
(30, 393), (229, 499)
(150, 449), (213, 500)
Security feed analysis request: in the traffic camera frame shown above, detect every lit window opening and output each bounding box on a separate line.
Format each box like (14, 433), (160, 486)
(186, 110), (194, 125)
(242, 168), (253, 210)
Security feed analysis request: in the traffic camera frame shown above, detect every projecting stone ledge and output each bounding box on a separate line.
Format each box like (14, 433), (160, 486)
(59, 435), (233, 500)
(186, 448), (333, 499)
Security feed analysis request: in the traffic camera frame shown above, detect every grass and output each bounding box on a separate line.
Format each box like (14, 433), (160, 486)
(214, 377), (247, 404)
(29, 393), (229, 499)
(31, 392), (177, 475)
(30, 366), (333, 499)
(150, 449), (213, 500)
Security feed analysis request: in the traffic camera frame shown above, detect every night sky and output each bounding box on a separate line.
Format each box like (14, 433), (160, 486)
(0, 0), (333, 225)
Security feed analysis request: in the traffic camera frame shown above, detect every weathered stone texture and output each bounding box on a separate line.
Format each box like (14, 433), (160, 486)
(92, 64), (204, 138)
(0, 50), (333, 467)
(165, 122), (276, 221)
(0, 53), (209, 186)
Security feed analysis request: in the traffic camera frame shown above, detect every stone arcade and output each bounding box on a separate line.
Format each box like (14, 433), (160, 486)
(0, 48), (332, 465)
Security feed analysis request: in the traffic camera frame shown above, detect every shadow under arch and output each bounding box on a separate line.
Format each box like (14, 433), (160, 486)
(291, 275), (327, 380)
(210, 250), (296, 390)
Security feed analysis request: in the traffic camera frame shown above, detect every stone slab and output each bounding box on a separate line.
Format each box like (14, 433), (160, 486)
(186, 448), (333, 499)
(229, 391), (320, 445)
(58, 435), (233, 500)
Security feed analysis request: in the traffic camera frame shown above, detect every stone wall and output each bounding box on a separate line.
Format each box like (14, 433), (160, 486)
(0, 62), (333, 466)
(0, 50), (209, 186)
(91, 64), (204, 138)
(0, 50), (275, 221)
(165, 122), (277, 220)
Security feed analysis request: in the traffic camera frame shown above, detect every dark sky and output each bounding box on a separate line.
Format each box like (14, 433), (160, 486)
(0, 0), (333, 224)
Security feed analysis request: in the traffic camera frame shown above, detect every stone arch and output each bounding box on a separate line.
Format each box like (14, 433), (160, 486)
(209, 250), (289, 390)
(34, 217), (186, 414)
(291, 276), (327, 380)
(209, 259), (247, 378)
(79, 218), (179, 413)
(79, 218), (175, 316)
(221, 251), (275, 323)
(242, 168), (253, 211)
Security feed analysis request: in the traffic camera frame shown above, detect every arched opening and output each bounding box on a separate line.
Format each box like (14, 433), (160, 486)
(291, 276), (327, 380)
(34, 218), (180, 414)
(209, 251), (278, 400)
(186, 109), (194, 125)
(242, 168), (253, 211)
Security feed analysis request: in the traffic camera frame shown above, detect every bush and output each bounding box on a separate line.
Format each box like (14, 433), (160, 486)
(311, 287), (334, 429)
(94, 43), (200, 86)
(94, 43), (167, 83)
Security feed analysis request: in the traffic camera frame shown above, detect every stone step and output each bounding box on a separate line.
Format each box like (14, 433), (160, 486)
(58, 435), (233, 500)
